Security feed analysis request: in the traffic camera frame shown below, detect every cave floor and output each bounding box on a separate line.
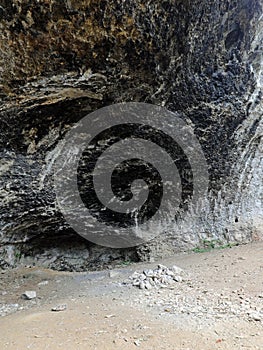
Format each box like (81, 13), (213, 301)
(0, 242), (263, 349)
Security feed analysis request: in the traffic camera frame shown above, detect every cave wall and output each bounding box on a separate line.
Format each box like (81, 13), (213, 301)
(0, 0), (262, 269)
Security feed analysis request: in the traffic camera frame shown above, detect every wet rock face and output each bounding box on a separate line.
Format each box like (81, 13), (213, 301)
(0, 0), (262, 269)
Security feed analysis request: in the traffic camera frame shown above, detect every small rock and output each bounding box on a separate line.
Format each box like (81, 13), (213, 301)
(171, 265), (183, 275)
(173, 275), (183, 282)
(249, 312), (261, 322)
(139, 274), (147, 281)
(164, 308), (172, 313)
(157, 264), (167, 271)
(144, 280), (152, 290)
(166, 270), (175, 277)
(38, 280), (49, 286)
(133, 279), (141, 286)
(139, 281), (145, 289)
(160, 275), (173, 284)
(134, 339), (141, 346)
(22, 291), (36, 300)
(51, 304), (67, 312)
(130, 272), (140, 279)
(149, 279), (155, 286)
(143, 269), (154, 277)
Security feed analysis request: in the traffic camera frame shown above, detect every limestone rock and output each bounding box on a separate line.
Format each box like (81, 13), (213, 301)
(129, 265), (185, 289)
(22, 291), (36, 300)
(0, 0), (262, 268)
(51, 304), (67, 312)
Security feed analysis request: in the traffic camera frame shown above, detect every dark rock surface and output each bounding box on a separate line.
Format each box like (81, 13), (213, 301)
(0, 0), (262, 270)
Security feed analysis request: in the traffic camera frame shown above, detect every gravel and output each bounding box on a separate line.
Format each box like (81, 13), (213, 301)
(127, 264), (263, 327)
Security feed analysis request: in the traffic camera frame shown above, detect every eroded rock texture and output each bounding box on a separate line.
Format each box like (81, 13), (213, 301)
(0, 0), (262, 269)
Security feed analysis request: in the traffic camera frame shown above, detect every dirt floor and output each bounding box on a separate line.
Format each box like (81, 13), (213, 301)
(0, 242), (263, 349)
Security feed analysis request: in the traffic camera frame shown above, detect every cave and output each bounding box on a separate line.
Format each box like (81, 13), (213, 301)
(0, 0), (262, 271)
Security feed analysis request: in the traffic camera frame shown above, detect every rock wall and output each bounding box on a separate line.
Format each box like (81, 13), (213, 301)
(0, 0), (262, 270)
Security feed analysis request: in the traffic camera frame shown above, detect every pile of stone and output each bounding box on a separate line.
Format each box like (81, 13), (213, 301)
(129, 264), (184, 290)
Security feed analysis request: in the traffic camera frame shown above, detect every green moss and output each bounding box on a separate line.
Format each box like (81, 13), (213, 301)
(193, 240), (239, 253)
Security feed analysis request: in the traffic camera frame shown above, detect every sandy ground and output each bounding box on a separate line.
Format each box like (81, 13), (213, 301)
(0, 242), (263, 349)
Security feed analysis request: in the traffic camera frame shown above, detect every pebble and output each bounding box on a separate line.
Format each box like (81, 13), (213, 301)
(38, 280), (49, 286)
(173, 276), (183, 283)
(249, 312), (262, 322)
(139, 281), (145, 290)
(51, 304), (67, 312)
(22, 291), (36, 300)
(144, 281), (152, 290)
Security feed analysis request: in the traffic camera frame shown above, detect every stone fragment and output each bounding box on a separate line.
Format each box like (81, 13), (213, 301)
(37, 280), (49, 286)
(130, 272), (140, 279)
(143, 269), (154, 277)
(171, 265), (183, 275)
(173, 276), (183, 283)
(133, 279), (141, 286)
(51, 304), (67, 312)
(134, 340), (141, 346)
(22, 291), (36, 300)
(249, 312), (262, 322)
(139, 281), (145, 289)
(144, 280), (152, 290)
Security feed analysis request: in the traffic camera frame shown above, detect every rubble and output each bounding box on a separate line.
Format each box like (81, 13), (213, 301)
(129, 264), (184, 290)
